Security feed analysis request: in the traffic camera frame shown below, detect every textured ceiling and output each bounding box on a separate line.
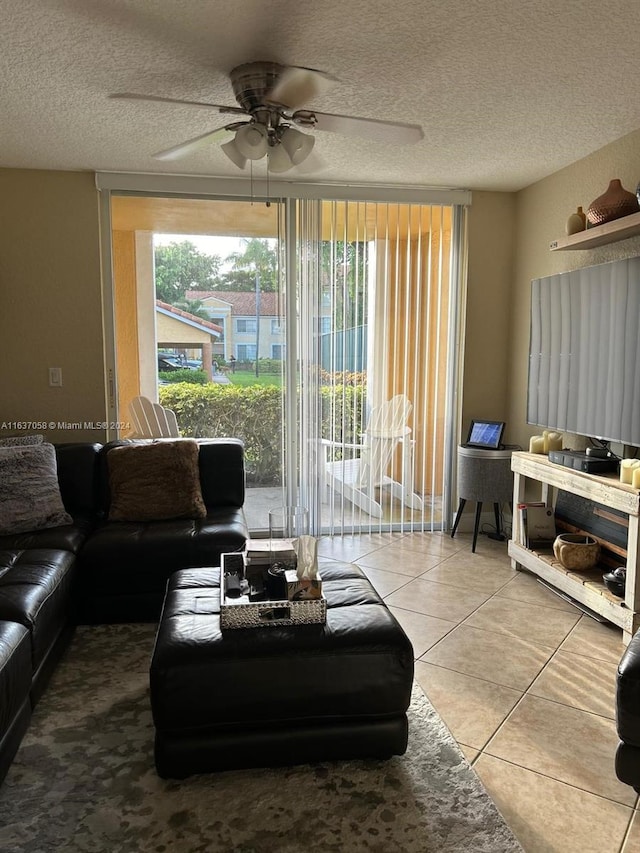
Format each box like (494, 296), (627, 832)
(2, 0), (640, 191)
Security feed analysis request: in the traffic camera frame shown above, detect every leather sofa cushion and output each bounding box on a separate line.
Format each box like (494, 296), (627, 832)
(0, 550), (76, 671)
(97, 439), (246, 515)
(0, 516), (93, 555)
(151, 561), (414, 733)
(54, 443), (102, 517)
(107, 440), (206, 522)
(76, 509), (248, 624)
(0, 620), (31, 732)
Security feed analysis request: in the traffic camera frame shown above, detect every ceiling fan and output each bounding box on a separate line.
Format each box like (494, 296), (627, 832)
(110, 60), (424, 173)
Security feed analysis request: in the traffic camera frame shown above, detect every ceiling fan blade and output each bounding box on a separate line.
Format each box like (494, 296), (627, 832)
(295, 110), (424, 145)
(110, 93), (245, 115)
(289, 149), (327, 175)
(152, 126), (232, 161)
(266, 66), (336, 110)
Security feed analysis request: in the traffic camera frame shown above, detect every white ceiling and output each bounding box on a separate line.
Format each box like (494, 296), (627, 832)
(3, 0), (640, 192)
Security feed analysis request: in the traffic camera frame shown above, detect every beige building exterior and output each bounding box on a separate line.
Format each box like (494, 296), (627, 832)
(186, 291), (283, 362)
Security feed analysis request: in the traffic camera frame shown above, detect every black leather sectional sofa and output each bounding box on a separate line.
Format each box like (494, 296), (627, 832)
(616, 630), (640, 792)
(0, 438), (248, 784)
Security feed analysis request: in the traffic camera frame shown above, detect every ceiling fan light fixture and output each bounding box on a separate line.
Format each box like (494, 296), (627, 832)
(280, 127), (315, 165)
(234, 123), (268, 159)
(267, 143), (294, 173)
(221, 137), (248, 169)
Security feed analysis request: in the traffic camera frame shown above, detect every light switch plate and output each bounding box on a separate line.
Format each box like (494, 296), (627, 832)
(49, 367), (62, 387)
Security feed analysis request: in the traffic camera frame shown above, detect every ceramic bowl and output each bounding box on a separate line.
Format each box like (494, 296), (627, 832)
(553, 533), (600, 571)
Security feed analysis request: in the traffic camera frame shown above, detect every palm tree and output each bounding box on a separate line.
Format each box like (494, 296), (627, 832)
(222, 238), (278, 292)
(171, 298), (211, 321)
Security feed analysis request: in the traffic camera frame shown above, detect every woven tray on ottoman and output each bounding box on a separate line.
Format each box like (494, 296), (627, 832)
(150, 561), (414, 778)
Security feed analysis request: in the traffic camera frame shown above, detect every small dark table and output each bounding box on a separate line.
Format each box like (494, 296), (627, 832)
(150, 561), (414, 778)
(450, 445), (513, 552)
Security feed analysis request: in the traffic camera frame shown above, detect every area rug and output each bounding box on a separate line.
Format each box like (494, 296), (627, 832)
(0, 625), (523, 853)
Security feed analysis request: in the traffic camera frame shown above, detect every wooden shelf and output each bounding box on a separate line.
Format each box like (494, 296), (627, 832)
(510, 451), (640, 644)
(550, 210), (640, 251)
(508, 541), (631, 633)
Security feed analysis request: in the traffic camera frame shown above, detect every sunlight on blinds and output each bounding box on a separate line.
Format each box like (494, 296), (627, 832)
(295, 199), (464, 535)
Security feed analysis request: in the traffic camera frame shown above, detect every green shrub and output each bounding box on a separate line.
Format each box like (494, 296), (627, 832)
(159, 369), (208, 385)
(159, 382), (366, 484)
(159, 383), (282, 485)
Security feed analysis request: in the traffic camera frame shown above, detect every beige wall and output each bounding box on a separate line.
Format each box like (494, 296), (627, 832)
(510, 127), (640, 452)
(9, 153), (638, 457)
(0, 167), (519, 451)
(156, 312), (212, 345)
(462, 191), (517, 444)
(0, 168), (107, 443)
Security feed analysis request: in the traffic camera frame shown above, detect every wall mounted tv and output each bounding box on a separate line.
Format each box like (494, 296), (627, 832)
(528, 256), (640, 448)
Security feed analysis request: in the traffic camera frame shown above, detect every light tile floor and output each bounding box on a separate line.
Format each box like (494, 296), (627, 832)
(316, 530), (637, 853)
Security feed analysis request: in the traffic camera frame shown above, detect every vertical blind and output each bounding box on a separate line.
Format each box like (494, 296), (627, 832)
(528, 257), (640, 446)
(292, 199), (466, 535)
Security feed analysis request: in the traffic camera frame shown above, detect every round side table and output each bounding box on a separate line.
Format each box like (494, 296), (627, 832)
(450, 446), (513, 552)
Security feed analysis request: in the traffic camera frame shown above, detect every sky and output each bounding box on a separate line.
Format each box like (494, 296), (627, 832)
(153, 233), (245, 259)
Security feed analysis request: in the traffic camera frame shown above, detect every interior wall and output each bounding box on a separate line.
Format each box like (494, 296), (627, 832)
(463, 191), (517, 443)
(510, 127), (640, 452)
(0, 168), (518, 458)
(0, 168), (107, 443)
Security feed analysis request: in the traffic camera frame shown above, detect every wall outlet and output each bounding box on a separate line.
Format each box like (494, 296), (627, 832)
(49, 367), (62, 387)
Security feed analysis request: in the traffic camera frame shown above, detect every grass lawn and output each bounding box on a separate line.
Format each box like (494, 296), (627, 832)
(228, 369), (282, 388)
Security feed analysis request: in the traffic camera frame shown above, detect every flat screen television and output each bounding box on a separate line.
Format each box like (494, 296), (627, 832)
(527, 256), (640, 448)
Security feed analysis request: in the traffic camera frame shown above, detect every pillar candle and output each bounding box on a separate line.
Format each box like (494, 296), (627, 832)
(620, 459), (639, 485)
(546, 432), (563, 452)
(529, 435), (545, 454)
(633, 466), (640, 490)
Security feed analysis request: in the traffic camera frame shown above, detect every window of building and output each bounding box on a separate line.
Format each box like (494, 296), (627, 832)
(237, 344), (257, 360)
(236, 318), (257, 334)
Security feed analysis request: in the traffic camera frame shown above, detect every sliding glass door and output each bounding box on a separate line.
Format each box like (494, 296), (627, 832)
(101, 176), (467, 538)
(109, 194), (287, 531)
(295, 199), (464, 535)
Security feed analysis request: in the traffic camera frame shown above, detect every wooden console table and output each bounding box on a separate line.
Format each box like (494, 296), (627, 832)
(509, 451), (640, 645)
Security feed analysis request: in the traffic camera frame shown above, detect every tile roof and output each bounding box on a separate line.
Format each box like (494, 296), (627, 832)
(156, 300), (223, 334)
(186, 290), (280, 317)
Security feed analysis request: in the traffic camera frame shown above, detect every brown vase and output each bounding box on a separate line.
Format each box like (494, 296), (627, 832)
(587, 179), (639, 226)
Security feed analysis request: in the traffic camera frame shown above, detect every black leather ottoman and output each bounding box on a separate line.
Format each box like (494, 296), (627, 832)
(150, 561), (414, 778)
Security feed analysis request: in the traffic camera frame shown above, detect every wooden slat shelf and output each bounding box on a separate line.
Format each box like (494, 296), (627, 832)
(510, 452), (640, 644)
(550, 210), (640, 251)
(508, 541), (631, 632)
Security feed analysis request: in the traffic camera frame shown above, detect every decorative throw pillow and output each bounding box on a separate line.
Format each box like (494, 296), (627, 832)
(107, 439), (206, 522)
(0, 443), (73, 535)
(0, 434), (44, 447)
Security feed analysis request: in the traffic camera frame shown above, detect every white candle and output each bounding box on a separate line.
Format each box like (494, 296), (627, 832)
(529, 435), (545, 454)
(621, 459), (639, 484)
(547, 432), (563, 452)
(633, 466), (640, 490)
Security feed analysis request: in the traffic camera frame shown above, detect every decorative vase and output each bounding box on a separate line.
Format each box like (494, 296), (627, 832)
(565, 206), (587, 235)
(553, 533), (600, 571)
(587, 179), (639, 226)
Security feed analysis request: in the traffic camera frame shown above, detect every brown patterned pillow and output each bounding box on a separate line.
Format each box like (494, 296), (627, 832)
(0, 443), (73, 534)
(107, 439), (206, 522)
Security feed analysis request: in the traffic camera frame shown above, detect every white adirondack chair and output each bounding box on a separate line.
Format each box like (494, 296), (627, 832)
(128, 396), (180, 438)
(322, 394), (424, 518)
